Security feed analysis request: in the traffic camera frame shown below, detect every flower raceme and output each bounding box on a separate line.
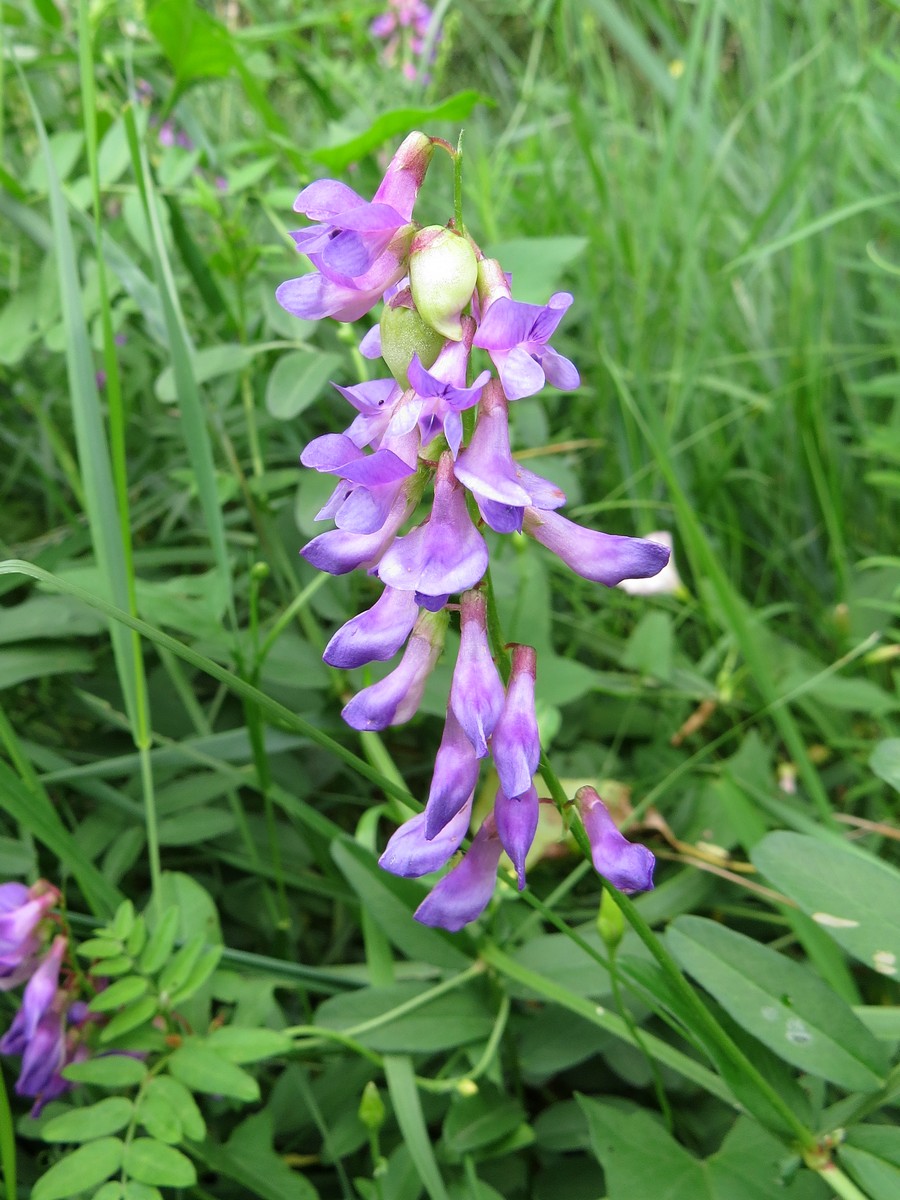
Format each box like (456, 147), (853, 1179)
(278, 132), (664, 929)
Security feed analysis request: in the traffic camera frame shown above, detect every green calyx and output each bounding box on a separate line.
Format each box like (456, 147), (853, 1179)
(380, 302), (446, 388)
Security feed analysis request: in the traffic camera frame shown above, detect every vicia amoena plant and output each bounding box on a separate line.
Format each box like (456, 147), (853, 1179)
(276, 132), (667, 930)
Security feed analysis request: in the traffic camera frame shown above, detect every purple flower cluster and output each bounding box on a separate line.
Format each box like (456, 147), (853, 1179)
(371, 0), (439, 83)
(277, 133), (665, 929)
(0, 882), (87, 1114)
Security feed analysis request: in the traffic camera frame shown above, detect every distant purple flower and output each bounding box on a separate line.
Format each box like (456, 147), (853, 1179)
(474, 292), (579, 401)
(341, 608), (447, 730)
(0, 882), (57, 990)
(491, 644), (540, 801)
(494, 784), (539, 890)
(576, 787), (655, 893)
(377, 452), (488, 602)
(0, 935), (66, 1057)
(424, 706), (480, 839)
(523, 509), (670, 587)
(324, 586), (420, 669)
(448, 590), (505, 759)
(415, 813), (503, 931)
(379, 794), (472, 878)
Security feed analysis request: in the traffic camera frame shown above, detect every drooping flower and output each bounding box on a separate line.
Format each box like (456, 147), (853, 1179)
(379, 794), (472, 877)
(617, 531), (685, 597)
(575, 786), (655, 893)
(377, 452), (488, 602)
(454, 379), (531, 509)
(0, 882), (58, 990)
(414, 813), (504, 931)
(301, 485), (419, 576)
(491, 644), (540, 801)
(448, 589), (505, 759)
(423, 706), (480, 839)
(0, 935), (67, 1056)
(404, 319), (490, 456)
(302, 429), (419, 535)
(341, 608), (448, 731)
(523, 509), (671, 587)
(324, 586), (420, 669)
(494, 784), (540, 890)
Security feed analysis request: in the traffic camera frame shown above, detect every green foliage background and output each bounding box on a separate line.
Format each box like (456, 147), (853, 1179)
(0, 1), (898, 1198)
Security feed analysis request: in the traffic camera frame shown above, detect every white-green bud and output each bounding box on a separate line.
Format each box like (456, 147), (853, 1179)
(408, 226), (478, 342)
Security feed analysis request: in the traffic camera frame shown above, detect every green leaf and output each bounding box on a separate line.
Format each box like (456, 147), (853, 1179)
(77, 938), (125, 960)
(205, 1026), (292, 1063)
(99, 995), (159, 1044)
(156, 808), (236, 846)
(311, 92), (489, 171)
(752, 832), (900, 978)
(123, 1185), (162, 1200)
(88, 976), (149, 1014)
(111, 900), (135, 941)
(135, 1086), (181, 1145)
(154, 871), (222, 944)
(147, 0), (237, 90)
(315, 983), (493, 1053)
(32, 1137), (123, 1200)
(154, 344), (252, 403)
(157, 933), (205, 998)
(870, 739), (900, 793)
(123, 1139), (196, 1188)
(443, 1087), (525, 1156)
(42, 1098), (133, 1144)
(142, 1076), (205, 1142)
(840, 1126), (900, 1200)
(483, 237), (589, 305)
(668, 916), (888, 1091)
(62, 1056), (147, 1088)
(265, 349), (343, 420)
(139, 906), (179, 974)
(0, 645), (93, 690)
(91, 1185), (123, 1200)
(170, 945), (224, 1004)
(168, 1042), (260, 1102)
(192, 1110), (318, 1200)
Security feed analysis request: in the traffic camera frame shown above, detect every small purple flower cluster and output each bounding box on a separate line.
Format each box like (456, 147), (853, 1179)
(0, 882), (88, 1114)
(371, 0), (439, 83)
(277, 133), (665, 929)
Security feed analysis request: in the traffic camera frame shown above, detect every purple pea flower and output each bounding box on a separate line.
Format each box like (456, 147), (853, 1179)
(379, 794), (473, 878)
(473, 260), (579, 401)
(302, 429), (419, 535)
(332, 377), (403, 451)
(276, 133), (433, 323)
(324, 586), (420, 669)
(301, 485), (418, 576)
(404, 318), (490, 456)
(415, 813), (503, 931)
(576, 786), (655, 893)
(341, 608), (447, 731)
(424, 706), (480, 839)
(523, 509), (671, 587)
(377, 452), (488, 602)
(491, 644), (540, 800)
(0, 882), (58, 990)
(448, 589), (505, 759)
(0, 935), (66, 1057)
(494, 783), (539, 890)
(15, 1007), (67, 1110)
(454, 378), (531, 508)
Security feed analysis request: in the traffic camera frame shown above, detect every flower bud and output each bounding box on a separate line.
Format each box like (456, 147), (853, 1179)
(358, 1080), (387, 1132)
(596, 889), (625, 951)
(379, 300), (446, 388)
(409, 226), (478, 342)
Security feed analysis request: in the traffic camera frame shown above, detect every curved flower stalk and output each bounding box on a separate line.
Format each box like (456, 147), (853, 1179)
(277, 131), (666, 929)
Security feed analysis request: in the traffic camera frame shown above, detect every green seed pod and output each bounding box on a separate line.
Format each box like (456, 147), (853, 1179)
(380, 302), (446, 388)
(596, 888), (625, 952)
(408, 226), (478, 342)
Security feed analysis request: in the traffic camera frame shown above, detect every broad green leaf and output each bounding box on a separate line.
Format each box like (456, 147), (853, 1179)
(42, 1097), (133, 1143)
(123, 1139), (196, 1188)
(92, 1185), (123, 1200)
(443, 1087), (525, 1156)
(135, 1086), (181, 1145)
(99, 995), (159, 1043)
(142, 1075), (205, 1142)
(32, 1137), (123, 1200)
(88, 976), (149, 1014)
(154, 871), (222, 944)
(752, 832), (900, 978)
(840, 1126), (900, 1200)
(154, 344), (252, 403)
(205, 1027), (292, 1063)
(870, 739), (900, 793)
(139, 906), (180, 974)
(265, 348), (342, 420)
(0, 645), (93, 690)
(315, 982), (493, 1053)
(168, 1042), (260, 1102)
(156, 808), (236, 846)
(77, 938), (125, 960)
(147, 0), (237, 89)
(484, 237), (589, 305)
(311, 92), (489, 170)
(123, 1185), (163, 1200)
(63, 1056), (147, 1088)
(668, 916), (888, 1090)
(111, 901), (135, 941)
(157, 933), (204, 998)
(170, 945), (224, 1004)
(192, 1109), (318, 1200)
(0, 594), (105, 644)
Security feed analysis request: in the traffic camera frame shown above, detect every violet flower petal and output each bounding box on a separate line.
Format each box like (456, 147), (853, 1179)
(494, 784), (539, 890)
(449, 590), (505, 759)
(379, 796), (473, 878)
(454, 379), (531, 507)
(576, 786), (655, 893)
(491, 645), (540, 800)
(414, 815), (503, 931)
(424, 707), (480, 839)
(341, 609), (447, 730)
(324, 587), (419, 669)
(523, 509), (670, 586)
